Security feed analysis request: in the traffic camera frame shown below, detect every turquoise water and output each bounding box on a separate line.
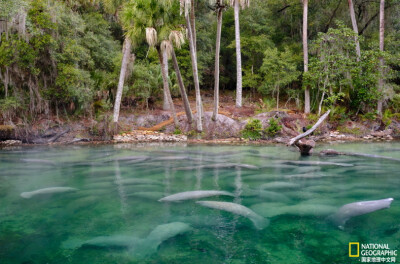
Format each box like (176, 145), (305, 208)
(0, 143), (399, 263)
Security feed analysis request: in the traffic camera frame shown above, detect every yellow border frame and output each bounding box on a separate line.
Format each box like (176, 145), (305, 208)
(349, 242), (359, 257)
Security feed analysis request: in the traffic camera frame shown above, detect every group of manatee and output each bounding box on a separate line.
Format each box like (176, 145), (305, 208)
(18, 150), (396, 257)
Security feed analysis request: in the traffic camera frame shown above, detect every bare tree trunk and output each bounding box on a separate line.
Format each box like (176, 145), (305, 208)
(234, 0), (243, 108)
(303, 0), (310, 114)
(158, 48), (179, 128)
(348, 0), (361, 60)
(377, 0), (385, 115)
(162, 47), (171, 111)
(212, 8), (223, 121)
(4, 67), (9, 98)
(113, 38), (132, 125)
(171, 47), (193, 124)
(276, 86), (279, 111)
(186, 15), (203, 132)
(190, 0), (197, 51)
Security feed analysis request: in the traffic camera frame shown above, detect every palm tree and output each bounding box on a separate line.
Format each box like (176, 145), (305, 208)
(377, 0), (385, 115)
(113, 38), (134, 125)
(169, 30), (194, 124)
(303, 0), (310, 114)
(179, 0), (203, 132)
(101, 0), (134, 127)
(347, 0), (361, 60)
(230, 0), (249, 108)
(122, 0), (180, 127)
(211, 0), (227, 121)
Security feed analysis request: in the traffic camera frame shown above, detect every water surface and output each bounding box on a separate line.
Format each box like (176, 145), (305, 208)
(1, 142), (399, 263)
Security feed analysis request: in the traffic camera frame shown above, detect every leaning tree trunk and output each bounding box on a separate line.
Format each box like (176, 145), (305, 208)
(234, 0), (243, 108)
(162, 47), (171, 111)
(171, 47), (193, 124)
(186, 15), (203, 132)
(190, 0), (197, 51)
(303, 0), (310, 114)
(158, 47), (179, 128)
(348, 0), (361, 60)
(113, 38), (132, 125)
(377, 0), (385, 115)
(212, 8), (223, 121)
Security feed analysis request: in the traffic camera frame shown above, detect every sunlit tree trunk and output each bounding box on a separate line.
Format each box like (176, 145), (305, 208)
(348, 0), (361, 60)
(113, 38), (132, 125)
(303, 0), (310, 114)
(162, 48), (171, 111)
(186, 15), (203, 132)
(377, 0), (385, 115)
(171, 47), (193, 124)
(212, 7), (223, 121)
(158, 47), (179, 128)
(234, 0), (243, 108)
(190, 0), (197, 51)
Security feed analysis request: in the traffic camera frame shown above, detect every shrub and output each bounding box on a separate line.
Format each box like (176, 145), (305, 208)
(242, 119), (263, 140)
(173, 128), (182, 135)
(265, 118), (282, 137)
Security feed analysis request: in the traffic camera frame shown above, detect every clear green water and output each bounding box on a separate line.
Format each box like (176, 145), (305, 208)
(0, 143), (400, 264)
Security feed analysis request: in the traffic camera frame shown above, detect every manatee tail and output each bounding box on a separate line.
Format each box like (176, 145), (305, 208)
(20, 192), (32, 199)
(326, 214), (346, 230)
(61, 238), (84, 250)
(250, 215), (270, 230)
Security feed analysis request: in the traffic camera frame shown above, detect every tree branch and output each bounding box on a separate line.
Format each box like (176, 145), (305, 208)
(289, 110), (330, 146)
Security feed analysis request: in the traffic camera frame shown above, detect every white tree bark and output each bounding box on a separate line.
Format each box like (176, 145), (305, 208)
(377, 0), (385, 115)
(348, 0), (361, 60)
(289, 110), (330, 146)
(212, 8), (223, 121)
(162, 48), (171, 110)
(113, 38), (132, 124)
(303, 0), (310, 114)
(234, 0), (243, 108)
(186, 15), (203, 132)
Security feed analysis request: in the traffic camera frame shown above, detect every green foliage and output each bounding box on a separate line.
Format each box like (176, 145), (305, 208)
(242, 119), (263, 140)
(173, 128), (182, 135)
(259, 47), (300, 104)
(337, 125), (361, 136)
(265, 118), (282, 138)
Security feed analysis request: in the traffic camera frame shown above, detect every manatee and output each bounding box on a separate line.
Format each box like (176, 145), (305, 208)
(327, 198), (394, 229)
(126, 192), (164, 200)
(130, 222), (192, 257)
(116, 178), (161, 186)
(21, 158), (56, 166)
(107, 156), (150, 162)
(159, 190), (234, 202)
(21, 187), (78, 198)
(62, 222), (192, 256)
(259, 181), (300, 190)
(278, 160), (353, 167)
(196, 201), (269, 230)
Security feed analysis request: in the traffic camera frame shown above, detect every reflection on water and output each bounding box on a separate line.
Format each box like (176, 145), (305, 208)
(0, 143), (400, 263)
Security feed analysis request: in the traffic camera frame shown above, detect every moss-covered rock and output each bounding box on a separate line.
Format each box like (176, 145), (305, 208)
(0, 125), (15, 141)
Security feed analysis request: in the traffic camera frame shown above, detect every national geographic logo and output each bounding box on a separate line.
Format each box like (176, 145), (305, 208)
(349, 243), (397, 263)
(349, 242), (359, 257)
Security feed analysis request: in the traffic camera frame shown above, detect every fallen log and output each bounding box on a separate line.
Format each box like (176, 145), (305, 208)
(288, 110), (330, 155)
(289, 110), (330, 146)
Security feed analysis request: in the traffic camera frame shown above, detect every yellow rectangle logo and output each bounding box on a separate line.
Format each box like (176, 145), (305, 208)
(349, 242), (359, 257)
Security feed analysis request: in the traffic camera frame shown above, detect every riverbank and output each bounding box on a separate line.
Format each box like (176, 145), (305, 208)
(1, 111), (399, 148)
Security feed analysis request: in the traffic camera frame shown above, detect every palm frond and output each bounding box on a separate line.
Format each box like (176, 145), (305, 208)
(169, 30), (185, 49)
(146, 27), (158, 47)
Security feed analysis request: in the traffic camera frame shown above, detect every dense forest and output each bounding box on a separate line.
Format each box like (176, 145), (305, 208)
(1, 0), (400, 133)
